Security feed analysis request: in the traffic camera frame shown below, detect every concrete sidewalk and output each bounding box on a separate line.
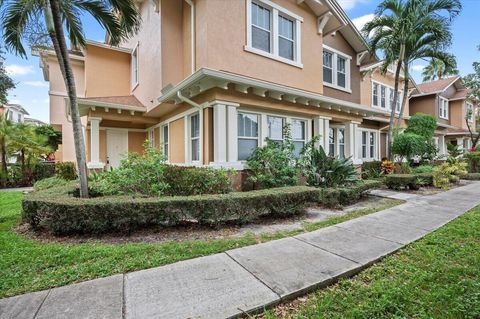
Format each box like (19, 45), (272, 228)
(2, 182), (480, 319)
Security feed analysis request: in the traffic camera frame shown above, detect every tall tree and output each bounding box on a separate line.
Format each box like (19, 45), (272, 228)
(364, 0), (461, 160)
(0, 114), (13, 186)
(422, 57), (459, 82)
(0, 0), (140, 197)
(0, 46), (15, 105)
(463, 45), (480, 101)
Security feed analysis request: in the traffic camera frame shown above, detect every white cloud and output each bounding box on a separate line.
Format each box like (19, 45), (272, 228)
(411, 64), (426, 72)
(352, 13), (375, 31)
(5, 64), (34, 76)
(22, 81), (48, 88)
(337, 0), (371, 11)
(9, 99), (21, 105)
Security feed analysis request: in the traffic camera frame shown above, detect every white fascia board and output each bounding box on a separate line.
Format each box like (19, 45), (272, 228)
(157, 68), (390, 116)
(85, 40), (132, 54)
(77, 99), (146, 113)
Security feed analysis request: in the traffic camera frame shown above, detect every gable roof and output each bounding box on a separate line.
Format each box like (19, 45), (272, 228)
(3, 104), (29, 115)
(413, 76), (462, 96)
(80, 95), (145, 108)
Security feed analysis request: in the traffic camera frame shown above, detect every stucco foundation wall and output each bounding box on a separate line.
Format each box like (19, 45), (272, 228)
(195, 0), (324, 94)
(84, 45), (131, 97)
(169, 117), (185, 164)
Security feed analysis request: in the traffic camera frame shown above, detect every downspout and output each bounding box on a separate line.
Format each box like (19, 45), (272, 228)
(177, 91), (201, 109)
(184, 0), (196, 74)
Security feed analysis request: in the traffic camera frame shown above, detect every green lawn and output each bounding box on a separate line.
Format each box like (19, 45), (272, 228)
(261, 206), (480, 318)
(0, 192), (400, 298)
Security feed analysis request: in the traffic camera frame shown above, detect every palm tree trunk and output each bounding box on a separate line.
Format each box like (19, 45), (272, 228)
(0, 137), (7, 187)
(396, 63), (410, 128)
(388, 43), (405, 160)
(47, 0), (89, 197)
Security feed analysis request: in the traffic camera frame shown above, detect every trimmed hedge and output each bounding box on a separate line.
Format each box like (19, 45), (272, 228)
(22, 180), (381, 235)
(385, 173), (434, 190)
(462, 173), (480, 180)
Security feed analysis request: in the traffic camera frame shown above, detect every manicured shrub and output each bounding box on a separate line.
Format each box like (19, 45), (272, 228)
(433, 160), (468, 189)
(385, 174), (418, 190)
(298, 139), (357, 187)
(465, 151), (480, 173)
(415, 173), (434, 186)
(33, 176), (68, 191)
(392, 133), (426, 162)
(55, 162), (77, 180)
(413, 164), (436, 174)
(162, 165), (232, 196)
(22, 181), (382, 235)
(361, 161), (382, 179)
(463, 173), (480, 180)
(32, 162), (56, 181)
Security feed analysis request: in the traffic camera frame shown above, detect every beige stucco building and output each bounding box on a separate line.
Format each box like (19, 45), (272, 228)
(35, 0), (473, 170)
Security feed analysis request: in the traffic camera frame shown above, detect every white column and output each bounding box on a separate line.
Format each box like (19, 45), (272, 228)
(313, 116), (330, 150)
(438, 135), (446, 156)
(226, 104), (238, 163)
(344, 121), (360, 163)
(213, 103), (227, 163)
(457, 137), (464, 152)
(87, 117), (104, 169)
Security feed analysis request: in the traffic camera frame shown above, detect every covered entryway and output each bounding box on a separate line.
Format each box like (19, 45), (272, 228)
(106, 130), (128, 168)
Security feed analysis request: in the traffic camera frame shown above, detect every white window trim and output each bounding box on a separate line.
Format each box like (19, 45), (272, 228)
(245, 0), (303, 68)
(439, 96), (449, 120)
(237, 111), (261, 162)
(466, 101), (474, 123)
(371, 80), (402, 113)
(359, 128), (378, 160)
(329, 125), (346, 158)
(323, 44), (351, 93)
(161, 124), (169, 160)
(131, 42), (139, 90)
(237, 108), (311, 162)
(188, 112), (202, 165)
(147, 128), (155, 147)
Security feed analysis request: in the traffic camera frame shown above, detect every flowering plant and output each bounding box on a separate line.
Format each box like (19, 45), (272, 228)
(381, 159), (395, 175)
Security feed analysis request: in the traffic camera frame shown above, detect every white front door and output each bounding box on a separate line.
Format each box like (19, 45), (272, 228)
(106, 130), (128, 168)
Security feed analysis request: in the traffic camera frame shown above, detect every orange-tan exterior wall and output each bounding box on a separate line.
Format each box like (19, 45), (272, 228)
(409, 95), (436, 118)
(84, 44), (131, 97)
(169, 117), (185, 163)
(195, 0), (324, 94)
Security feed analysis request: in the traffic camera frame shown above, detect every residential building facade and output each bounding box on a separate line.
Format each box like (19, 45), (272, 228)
(410, 76), (478, 155)
(38, 0), (418, 172)
(0, 104), (29, 123)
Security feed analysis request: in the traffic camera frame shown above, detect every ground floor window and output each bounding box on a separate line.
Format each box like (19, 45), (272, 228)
(291, 119), (306, 156)
(338, 128), (345, 159)
(161, 124), (169, 158)
(267, 116), (285, 144)
(148, 129), (155, 147)
(328, 127), (345, 158)
(360, 129), (377, 160)
(328, 128), (335, 156)
(190, 113), (200, 162)
(238, 112), (259, 161)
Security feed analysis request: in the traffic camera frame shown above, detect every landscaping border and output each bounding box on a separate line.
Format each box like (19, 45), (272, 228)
(22, 180), (381, 235)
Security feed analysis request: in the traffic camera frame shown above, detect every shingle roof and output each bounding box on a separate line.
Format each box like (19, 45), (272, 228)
(81, 95), (144, 108)
(449, 89), (470, 100)
(415, 76), (460, 94)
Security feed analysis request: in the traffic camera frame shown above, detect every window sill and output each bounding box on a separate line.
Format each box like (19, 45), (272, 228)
(244, 46), (303, 69)
(439, 116), (449, 120)
(323, 81), (352, 93)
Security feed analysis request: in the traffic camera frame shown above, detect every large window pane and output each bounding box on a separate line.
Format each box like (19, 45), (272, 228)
(238, 139), (258, 161)
(337, 56), (346, 88)
(251, 3), (271, 53)
(381, 86), (386, 108)
(267, 116), (284, 141)
(338, 128), (345, 159)
(293, 141), (304, 157)
(362, 131), (367, 158)
(162, 125), (169, 157)
(369, 132), (375, 158)
(323, 51), (333, 84)
(292, 119), (305, 157)
(190, 114), (200, 162)
(373, 83), (378, 106)
(278, 15), (294, 60)
(329, 127), (335, 156)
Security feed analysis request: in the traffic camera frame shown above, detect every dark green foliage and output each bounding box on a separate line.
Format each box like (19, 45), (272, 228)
(447, 143), (462, 157)
(22, 181), (381, 235)
(391, 133), (426, 162)
(298, 140), (357, 187)
(361, 161), (382, 179)
(32, 162), (56, 181)
(413, 164), (436, 174)
(246, 126), (298, 189)
(385, 173), (434, 190)
(162, 165), (232, 196)
(34, 125), (62, 153)
(463, 173), (480, 180)
(405, 113), (438, 140)
(55, 162), (77, 180)
(465, 151), (480, 173)
(33, 176), (68, 191)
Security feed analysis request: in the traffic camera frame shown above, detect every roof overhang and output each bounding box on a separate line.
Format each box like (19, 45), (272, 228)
(84, 40), (132, 54)
(156, 68), (390, 118)
(68, 98), (146, 117)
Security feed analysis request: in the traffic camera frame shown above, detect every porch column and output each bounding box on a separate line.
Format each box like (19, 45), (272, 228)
(344, 121), (361, 164)
(87, 117), (104, 169)
(438, 135), (446, 157)
(313, 116), (331, 150)
(456, 137), (465, 152)
(212, 100), (240, 167)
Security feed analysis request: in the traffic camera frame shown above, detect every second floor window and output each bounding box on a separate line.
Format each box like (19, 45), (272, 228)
(439, 97), (449, 119)
(372, 83), (379, 106)
(323, 46), (351, 92)
(372, 81), (401, 113)
(247, 0), (302, 66)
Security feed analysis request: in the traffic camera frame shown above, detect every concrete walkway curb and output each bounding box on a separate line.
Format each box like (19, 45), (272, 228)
(2, 182), (480, 319)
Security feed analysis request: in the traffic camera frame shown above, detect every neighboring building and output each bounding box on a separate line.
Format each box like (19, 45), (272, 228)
(0, 103), (29, 123)
(36, 0), (415, 171)
(410, 76), (478, 155)
(24, 117), (46, 126)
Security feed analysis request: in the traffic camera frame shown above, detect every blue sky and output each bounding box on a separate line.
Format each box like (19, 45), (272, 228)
(2, 0), (479, 123)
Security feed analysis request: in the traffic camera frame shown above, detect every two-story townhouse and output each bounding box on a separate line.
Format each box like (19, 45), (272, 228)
(37, 0), (414, 175)
(0, 104), (29, 123)
(410, 76), (478, 155)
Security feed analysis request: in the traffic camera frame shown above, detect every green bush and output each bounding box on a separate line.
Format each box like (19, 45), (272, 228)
(412, 165), (436, 174)
(433, 161), (468, 189)
(33, 176), (69, 191)
(391, 133), (426, 162)
(298, 139), (357, 188)
(385, 174), (418, 190)
(22, 180), (382, 235)
(415, 173), (434, 186)
(55, 162), (77, 180)
(31, 162), (56, 181)
(361, 161), (382, 179)
(463, 173), (480, 180)
(162, 165), (232, 196)
(465, 151), (480, 173)
(247, 126), (298, 189)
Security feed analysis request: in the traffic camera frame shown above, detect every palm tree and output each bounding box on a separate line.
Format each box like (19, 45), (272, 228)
(0, 0), (140, 197)
(422, 57), (459, 82)
(0, 114), (13, 186)
(364, 0), (461, 160)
